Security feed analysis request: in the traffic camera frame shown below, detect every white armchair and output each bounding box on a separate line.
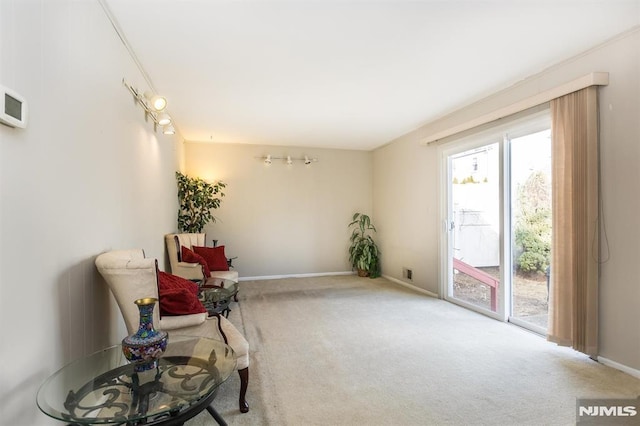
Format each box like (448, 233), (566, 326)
(95, 249), (249, 413)
(165, 233), (239, 282)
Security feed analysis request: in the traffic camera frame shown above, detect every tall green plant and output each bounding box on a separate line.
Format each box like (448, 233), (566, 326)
(514, 171), (551, 274)
(348, 213), (381, 278)
(176, 171), (226, 233)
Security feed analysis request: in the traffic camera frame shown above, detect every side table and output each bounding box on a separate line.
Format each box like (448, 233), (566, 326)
(200, 278), (238, 318)
(37, 335), (236, 426)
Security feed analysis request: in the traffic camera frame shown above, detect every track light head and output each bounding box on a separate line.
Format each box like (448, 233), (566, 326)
(157, 113), (171, 126)
(123, 80), (176, 134)
(144, 92), (167, 112)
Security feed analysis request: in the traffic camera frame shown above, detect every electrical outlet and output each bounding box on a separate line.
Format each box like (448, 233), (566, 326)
(402, 267), (413, 281)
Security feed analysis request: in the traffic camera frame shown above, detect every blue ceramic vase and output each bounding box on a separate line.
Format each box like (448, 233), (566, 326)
(121, 298), (168, 372)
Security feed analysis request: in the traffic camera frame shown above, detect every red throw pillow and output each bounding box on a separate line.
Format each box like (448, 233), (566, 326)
(181, 246), (211, 278)
(193, 245), (229, 271)
(157, 271), (206, 316)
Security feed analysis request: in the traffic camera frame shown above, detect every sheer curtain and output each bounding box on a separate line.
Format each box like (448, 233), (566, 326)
(548, 86), (599, 356)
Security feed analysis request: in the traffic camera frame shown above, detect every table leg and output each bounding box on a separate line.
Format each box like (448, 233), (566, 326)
(206, 405), (227, 426)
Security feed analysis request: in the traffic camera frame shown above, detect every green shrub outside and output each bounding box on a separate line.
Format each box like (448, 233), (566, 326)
(514, 171), (551, 274)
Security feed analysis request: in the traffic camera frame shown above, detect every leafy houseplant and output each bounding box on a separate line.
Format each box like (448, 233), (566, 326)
(348, 213), (381, 278)
(176, 171), (226, 233)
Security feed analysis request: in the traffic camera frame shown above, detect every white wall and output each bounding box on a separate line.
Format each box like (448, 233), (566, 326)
(184, 142), (372, 278)
(0, 1), (182, 424)
(373, 28), (640, 371)
(372, 132), (439, 289)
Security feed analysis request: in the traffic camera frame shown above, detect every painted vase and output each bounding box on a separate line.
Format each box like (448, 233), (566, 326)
(121, 298), (168, 372)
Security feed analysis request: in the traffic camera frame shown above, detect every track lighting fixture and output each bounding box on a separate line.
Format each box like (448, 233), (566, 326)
(260, 155), (318, 166)
(122, 79), (174, 135)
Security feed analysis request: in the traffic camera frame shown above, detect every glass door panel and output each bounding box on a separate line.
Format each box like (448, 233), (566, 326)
(449, 143), (500, 313)
(509, 130), (551, 331)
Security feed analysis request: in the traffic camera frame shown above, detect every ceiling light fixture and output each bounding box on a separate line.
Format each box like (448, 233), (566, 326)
(122, 79), (174, 135)
(259, 155), (318, 166)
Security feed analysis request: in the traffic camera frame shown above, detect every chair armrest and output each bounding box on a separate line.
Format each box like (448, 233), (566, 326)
(174, 261), (205, 281)
(208, 270), (239, 282)
(217, 315), (250, 370)
(158, 313), (207, 330)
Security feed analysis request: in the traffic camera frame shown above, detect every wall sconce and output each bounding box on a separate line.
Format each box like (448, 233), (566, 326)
(260, 155), (318, 166)
(123, 78), (173, 134)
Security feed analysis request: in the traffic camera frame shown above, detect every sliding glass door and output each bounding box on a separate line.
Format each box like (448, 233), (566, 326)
(441, 112), (551, 333)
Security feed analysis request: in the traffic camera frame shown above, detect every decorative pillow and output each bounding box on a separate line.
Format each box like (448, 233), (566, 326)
(181, 245), (211, 278)
(157, 271), (206, 316)
(193, 245), (229, 271)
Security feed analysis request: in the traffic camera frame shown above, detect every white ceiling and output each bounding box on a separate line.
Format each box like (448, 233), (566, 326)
(105, 0), (639, 150)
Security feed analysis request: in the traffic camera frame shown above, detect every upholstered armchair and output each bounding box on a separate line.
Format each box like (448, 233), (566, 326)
(95, 249), (249, 413)
(165, 233), (239, 282)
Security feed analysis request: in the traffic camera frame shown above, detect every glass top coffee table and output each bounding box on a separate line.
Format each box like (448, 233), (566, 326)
(37, 335), (236, 426)
(200, 278), (238, 318)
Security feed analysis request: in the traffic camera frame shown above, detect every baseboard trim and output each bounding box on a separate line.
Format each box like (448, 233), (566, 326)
(597, 356), (640, 379)
(382, 274), (439, 298)
(239, 271), (354, 281)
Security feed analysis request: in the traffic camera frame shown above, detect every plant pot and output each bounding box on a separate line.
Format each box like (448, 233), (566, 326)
(357, 268), (369, 277)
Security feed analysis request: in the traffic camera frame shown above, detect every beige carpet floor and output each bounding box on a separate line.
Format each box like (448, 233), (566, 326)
(190, 275), (640, 426)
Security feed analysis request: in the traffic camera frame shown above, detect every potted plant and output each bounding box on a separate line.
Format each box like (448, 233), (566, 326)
(176, 171), (226, 233)
(348, 212), (380, 278)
